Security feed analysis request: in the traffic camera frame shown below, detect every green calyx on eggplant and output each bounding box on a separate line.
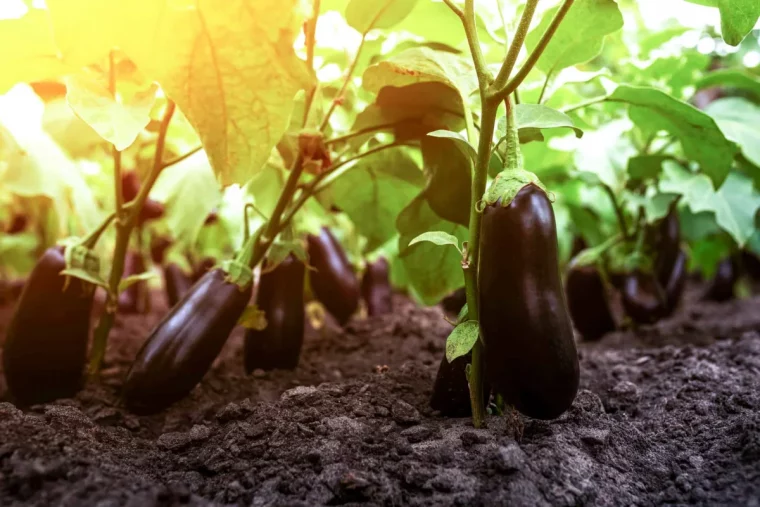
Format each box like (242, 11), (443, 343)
(565, 260), (616, 342)
(361, 257), (393, 317)
(306, 227), (360, 326)
(478, 182), (579, 420)
(122, 266), (252, 414)
(3, 245), (95, 405)
(244, 254), (305, 372)
(430, 352), (490, 417)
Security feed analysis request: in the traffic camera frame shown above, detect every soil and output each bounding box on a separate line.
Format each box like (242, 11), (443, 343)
(0, 285), (759, 506)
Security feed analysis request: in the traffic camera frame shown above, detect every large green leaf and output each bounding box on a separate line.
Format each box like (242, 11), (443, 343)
(327, 147), (424, 252)
(362, 47), (477, 101)
(500, 104), (583, 143)
(397, 194), (467, 305)
(695, 70), (760, 100)
(345, 0), (420, 34)
(150, 150), (222, 244)
(659, 161), (716, 214)
(608, 85), (737, 187)
(573, 119), (636, 192)
(704, 98), (760, 168)
(684, 0), (759, 46)
(524, 0), (624, 75)
(711, 172), (760, 247)
(421, 135), (472, 227)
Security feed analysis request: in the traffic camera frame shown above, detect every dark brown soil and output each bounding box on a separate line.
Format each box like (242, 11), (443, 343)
(1, 285), (759, 506)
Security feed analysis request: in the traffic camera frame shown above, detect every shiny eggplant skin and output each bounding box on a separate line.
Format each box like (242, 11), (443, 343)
(3, 246), (94, 405)
(621, 271), (668, 324)
(122, 268), (252, 414)
(361, 257), (393, 317)
(664, 249), (687, 314)
(441, 287), (467, 315)
(565, 264), (615, 342)
(244, 255), (305, 372)
(430, 352), (489, 417)
(163, 263), (193, 308)
(307, 227), (360, 325)
(478, 184), (580, 420)
(654, 208), (681, 285)
(118, 251), (147, 314)
(701, 257), (738, 302)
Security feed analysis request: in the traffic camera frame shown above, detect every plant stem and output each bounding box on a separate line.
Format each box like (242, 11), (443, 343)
(81, 213), (116, 249)
(561, 95), (607, 114)
(492, 0), (575, 102)
(319, 33), (366, 131)
(463, 0), (492, 86)
(537, 68), (553, 104)
(109, 51), (124, 215)
(442, 0), (464, 19)
(601, 183), (629, 240)
(302, 0), (320, 127)
(503, 96), (522, 173)
(325, 122), (400, 146)
(513, 89), (521, 105)
(89, 100), (176, 376)
(491, 0), (539, 93)
(161, 145), (203, 169)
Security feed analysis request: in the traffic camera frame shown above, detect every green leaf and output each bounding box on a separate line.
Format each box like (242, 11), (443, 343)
(500, 104), (583, 144)
(695, 70), (760, 100)
(345, 0), (420, 33)
(445, 320), (479, 363)
(627, 155), (668, 182)
(717, 0), (760, 46)
(47, 0), (314, 186)
(326, 147), (424, 252)
(711, 172), (760, 247)
(457, 303), (469, 324)
(397, 194), (468, 305)
(60, 268), (109, 290)
(362, 47), (477, 102)
(64, 70), (157, 151)
(704, 98), (760, 168)
(150, 150), (222, 245)
(118, 272), (157, 294)
(524, 0), (623, 75)
(427, 130), (477, 162)
(659, 161), (716, 214)
(421, 135), (472, 227)
(608, 85), (738, 187)
(408, 231), (461, 253)
(573, 119), (636, 192)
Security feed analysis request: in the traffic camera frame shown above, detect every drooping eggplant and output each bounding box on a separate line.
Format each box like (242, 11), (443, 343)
(306, 227), (360, 326)
(163, 263), (194, 308)
(430, 352), (490, 417)
(478, 183), (580, 420)
(122, 267), (252, 414)
(701, 256), (738, 302)
(2, 246), (94, 405)
(244, 254), (305, 372)
(565, 263), (616, 342)
(621, 270), (668, 324)
(361, 257), (393, 317)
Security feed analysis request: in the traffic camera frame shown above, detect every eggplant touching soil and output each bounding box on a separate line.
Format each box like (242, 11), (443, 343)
(0, 284), (759, 505)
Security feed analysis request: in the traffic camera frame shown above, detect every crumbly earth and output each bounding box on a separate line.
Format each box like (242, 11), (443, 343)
(0, 286), (759, 506)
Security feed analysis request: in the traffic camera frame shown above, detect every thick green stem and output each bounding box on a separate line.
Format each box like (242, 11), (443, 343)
(492, 0), (575, 102)
(89, 100), (176, 376)
(463, 0), (492, 86)
(464, 102), (498, 428)
(491, 0), (539, 93)
(503, 96), (522, 173)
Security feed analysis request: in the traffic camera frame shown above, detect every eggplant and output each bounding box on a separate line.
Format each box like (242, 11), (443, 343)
(441, 287), (467, 315)
(118, 251), (148, 314)
(6, 214), (27, 234)
(306, 227), (360, 325)
(163, 263), (193, 308)
(565, 263), (616, 342)
(740, 251), (760, 281)
(122, 268), (252, 414)
(430, 352), (490, 417)
(150, 236), (172, 265)
(478, 184), (579, 420)
(570, 236), (588, 258)
(361, 257), (393, 316)
(653, 207), (681, 285)
(2, 246), (94, 405)
(193, 257), (216, 283)
(121, 171), (164, 225)
(664, 249), (687, 314)
(244, 254), (305, 372)
(621, 271), (668, 324)
(701, 257), (738, 302)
